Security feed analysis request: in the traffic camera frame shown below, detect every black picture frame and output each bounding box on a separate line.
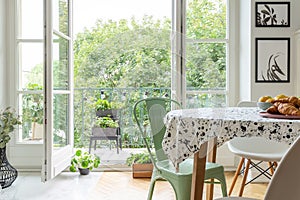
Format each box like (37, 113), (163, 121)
(256, 2), (290, 27)
(255, 38), (290, 83)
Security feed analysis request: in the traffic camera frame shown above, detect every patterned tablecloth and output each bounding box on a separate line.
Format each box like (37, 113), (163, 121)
(162, 107), (300, 167)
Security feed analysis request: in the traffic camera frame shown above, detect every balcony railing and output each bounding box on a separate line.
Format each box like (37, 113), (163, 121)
(74, 87), (171, 148)
(74, 87), (226, 148)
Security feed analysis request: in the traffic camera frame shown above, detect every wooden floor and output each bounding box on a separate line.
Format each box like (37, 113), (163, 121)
(88, 171), (268, 200)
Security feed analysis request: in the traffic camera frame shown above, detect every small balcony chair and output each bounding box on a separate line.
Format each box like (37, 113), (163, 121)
(226, 101), (289, 197)
(216, 134), (300, 200)
(133, 97), (227, 200)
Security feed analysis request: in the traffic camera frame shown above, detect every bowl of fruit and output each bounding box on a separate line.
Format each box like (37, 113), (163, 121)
(257, 95), (274, 110)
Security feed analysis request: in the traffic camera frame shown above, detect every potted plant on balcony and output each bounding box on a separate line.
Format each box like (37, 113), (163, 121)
(23, 83), (43, 140)
(69, 149), (100, 175)
(93, 99), (121, 118)
(126, 151), (154, 178)
(92, 116), (119, 137)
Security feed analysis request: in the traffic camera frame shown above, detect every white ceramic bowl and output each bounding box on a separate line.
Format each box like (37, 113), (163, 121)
(257, 102), (273, 110)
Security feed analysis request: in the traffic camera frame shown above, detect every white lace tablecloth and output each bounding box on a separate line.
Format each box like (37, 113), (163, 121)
(162, 107), (300, 167)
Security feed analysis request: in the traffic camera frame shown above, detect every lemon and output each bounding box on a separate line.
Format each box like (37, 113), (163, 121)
(265, 98), (274, 103)
(258, 96), (272, 102)
(274, 94), (288, 100)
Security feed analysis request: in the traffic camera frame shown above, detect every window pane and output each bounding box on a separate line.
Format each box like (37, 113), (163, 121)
(53, 0), (69, 35)
(19, 0), (43, 38)
(186, 42), (226, 89)
(53, 35), (69, 90)
(186, 93), (226, 108)
(19, 43), (44, 89)
(21, 93), (44, 141)
(53, 94), (69, 147)
(186, 0), (226, 39)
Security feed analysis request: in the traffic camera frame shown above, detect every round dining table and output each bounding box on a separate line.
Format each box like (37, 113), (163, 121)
(162, 107), (300, 200)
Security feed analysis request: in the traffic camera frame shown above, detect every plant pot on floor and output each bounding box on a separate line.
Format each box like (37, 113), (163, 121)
(78, 168), (90, 175)
(132, 163), (153, 178)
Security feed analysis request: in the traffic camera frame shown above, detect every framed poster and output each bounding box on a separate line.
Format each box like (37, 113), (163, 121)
(255, 38), (290, 83)
(256, 2), (290, 27)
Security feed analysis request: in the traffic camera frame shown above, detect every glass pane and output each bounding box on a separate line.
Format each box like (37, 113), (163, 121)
(19, 0), (43, 38)
(53, 35), (69, 89)
(19, 43), (44, 89)
(53, 0), (69, 35)
(186, 93), (226, 108)
(21, 93), (44, 141)
(53, 94), (69, 147)
(186, 42), (226, 89)
(186, 0), (226, 39)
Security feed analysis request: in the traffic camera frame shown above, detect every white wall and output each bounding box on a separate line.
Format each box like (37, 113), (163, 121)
(239, 0), (300, 102)
(0, 0), (7, 108)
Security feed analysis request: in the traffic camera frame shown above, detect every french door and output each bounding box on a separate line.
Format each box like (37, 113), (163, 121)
(42, 0), (74, 181)
(172, 0), (229, 108)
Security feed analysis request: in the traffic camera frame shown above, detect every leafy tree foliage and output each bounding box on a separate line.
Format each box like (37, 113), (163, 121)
(73, 0), (226, 90)
(185, 0), (226, 89)
(74, 16), (171, 88)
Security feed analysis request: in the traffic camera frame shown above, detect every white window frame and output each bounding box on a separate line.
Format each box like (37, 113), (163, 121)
(172, 0), (238, 107)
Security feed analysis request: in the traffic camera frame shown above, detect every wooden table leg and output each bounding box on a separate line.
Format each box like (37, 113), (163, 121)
(191, 141), (208, 200)
(206, 138), (217, 200)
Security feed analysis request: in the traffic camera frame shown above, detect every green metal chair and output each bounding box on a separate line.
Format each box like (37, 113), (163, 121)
(133, 97), (227, 200)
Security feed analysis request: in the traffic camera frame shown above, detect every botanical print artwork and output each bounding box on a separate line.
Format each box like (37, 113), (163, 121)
(256, 2), (290, 27)
(256, 38), (290, 83)
(262, 53), (285, 81)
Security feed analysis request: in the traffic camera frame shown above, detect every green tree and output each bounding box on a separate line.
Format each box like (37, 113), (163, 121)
(74, 16), (171, 88)
(185, 0), (226, 89)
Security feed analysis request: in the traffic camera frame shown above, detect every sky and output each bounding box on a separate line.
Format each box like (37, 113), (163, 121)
(73, 0), (171, 35)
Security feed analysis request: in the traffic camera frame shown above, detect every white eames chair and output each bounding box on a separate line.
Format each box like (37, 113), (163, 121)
(216, 134), (300, 200)
(226, 101), (289, 197)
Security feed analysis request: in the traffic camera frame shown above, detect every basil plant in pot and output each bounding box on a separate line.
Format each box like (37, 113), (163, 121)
(69, 149), (100, 175)
(92, 116), (119, 137)
(93, 99), (123, 118)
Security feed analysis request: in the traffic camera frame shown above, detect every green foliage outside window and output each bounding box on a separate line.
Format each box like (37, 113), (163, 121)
(23, 0), (227, 147)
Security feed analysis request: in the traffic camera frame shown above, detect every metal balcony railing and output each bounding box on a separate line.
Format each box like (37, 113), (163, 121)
(74, 87), (171, 148)
(73, 87), (226, 148)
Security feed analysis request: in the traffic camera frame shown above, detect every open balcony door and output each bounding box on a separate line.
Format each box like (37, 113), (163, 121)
(42, 0), (74, 182)
(171, 0), (186, 106)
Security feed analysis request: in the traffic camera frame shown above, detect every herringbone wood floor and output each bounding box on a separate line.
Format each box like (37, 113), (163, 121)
(88, 171), (268, 200)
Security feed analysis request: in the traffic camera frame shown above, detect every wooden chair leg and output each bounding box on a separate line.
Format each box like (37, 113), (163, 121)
(274, 161), (278, 169)
(268, 162), (274, 175)
(229, 157), (245, 196)
(238, 159), (251, 197)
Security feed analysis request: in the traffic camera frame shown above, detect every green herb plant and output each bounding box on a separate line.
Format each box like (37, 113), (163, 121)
(126, 151), (155, 166)
(69, 149), (100, 172)
(93, 99), (124, 111)
(94, 116), (119, 128)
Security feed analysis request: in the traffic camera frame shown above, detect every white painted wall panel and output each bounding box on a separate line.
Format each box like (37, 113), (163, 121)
(239, 0), (300, 101)
(0, 0), (6, 108)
